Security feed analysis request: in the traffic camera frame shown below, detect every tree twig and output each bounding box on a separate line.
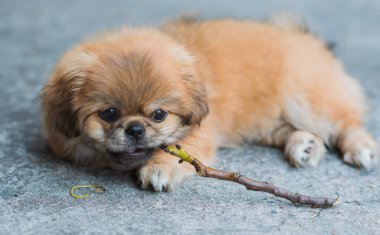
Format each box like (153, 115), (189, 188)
(160, 144), (339, 208)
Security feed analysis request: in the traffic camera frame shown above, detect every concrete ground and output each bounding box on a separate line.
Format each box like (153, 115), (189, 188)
(1, 0), (380, 234)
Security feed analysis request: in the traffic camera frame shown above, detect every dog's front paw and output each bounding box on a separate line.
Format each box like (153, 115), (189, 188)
(137, 162), (192, 192)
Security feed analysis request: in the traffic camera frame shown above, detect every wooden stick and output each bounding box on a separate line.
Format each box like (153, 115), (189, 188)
(160, 144), (339, 208)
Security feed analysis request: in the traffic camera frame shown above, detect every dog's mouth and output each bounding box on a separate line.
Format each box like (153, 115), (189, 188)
(107, 147), (156, 163)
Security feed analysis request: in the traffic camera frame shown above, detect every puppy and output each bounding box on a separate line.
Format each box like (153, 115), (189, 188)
(41, 16), (379, 191)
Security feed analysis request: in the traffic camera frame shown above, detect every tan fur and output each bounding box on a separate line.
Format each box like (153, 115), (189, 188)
(41, 17), (379, 191)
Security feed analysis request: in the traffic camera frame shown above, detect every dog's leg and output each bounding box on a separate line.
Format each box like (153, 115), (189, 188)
(337, 126), (379, 169)
(284, 131), (326, 167)
(268, 125), (326, 167)
(137, 120), (216, 191)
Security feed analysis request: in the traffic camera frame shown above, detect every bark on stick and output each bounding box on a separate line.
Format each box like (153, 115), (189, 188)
(161, 144), (339, 208)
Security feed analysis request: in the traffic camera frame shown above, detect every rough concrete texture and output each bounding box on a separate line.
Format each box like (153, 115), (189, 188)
(1, 0), (380, 234)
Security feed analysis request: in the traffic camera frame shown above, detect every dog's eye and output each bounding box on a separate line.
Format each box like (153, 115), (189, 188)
(151, 109), (168, 122)
(99, 107), (118, 123)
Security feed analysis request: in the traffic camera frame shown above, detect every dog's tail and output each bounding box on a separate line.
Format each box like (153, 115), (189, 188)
(268, 12), (336, 51)
(267, 12), (310, 34)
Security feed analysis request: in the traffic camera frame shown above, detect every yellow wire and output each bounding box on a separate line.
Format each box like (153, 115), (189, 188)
(70, 184), (105, 199)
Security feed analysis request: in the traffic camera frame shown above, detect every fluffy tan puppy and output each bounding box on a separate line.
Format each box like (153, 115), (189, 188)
(41, 16), (379, 191)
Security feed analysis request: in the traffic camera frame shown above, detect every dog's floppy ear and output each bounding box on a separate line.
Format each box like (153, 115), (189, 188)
(180, 65), (209, 126)
(40, 49), (96, 138)
(183, 74), (209, 126)
(171, 47), (209, 126)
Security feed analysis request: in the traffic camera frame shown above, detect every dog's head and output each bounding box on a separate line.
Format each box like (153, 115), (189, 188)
(41, 29), (208, 169)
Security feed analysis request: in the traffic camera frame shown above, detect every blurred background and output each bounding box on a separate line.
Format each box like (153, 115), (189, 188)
(1, 0), (379, 125)
(1, 1), (379, 234)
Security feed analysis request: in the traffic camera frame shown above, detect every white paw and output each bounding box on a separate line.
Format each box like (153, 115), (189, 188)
(285, 131), (326, 167)
(137, 163), (191, 192)
(344, 147), (379, 169)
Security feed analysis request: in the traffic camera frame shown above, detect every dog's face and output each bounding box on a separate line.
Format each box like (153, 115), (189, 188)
(41, 30), (208, 170)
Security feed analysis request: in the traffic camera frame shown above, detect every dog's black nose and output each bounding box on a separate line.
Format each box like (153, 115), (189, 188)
(125, 122), (145, 140)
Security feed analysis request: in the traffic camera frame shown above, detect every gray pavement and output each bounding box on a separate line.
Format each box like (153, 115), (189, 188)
(1, 1), (380, 234)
